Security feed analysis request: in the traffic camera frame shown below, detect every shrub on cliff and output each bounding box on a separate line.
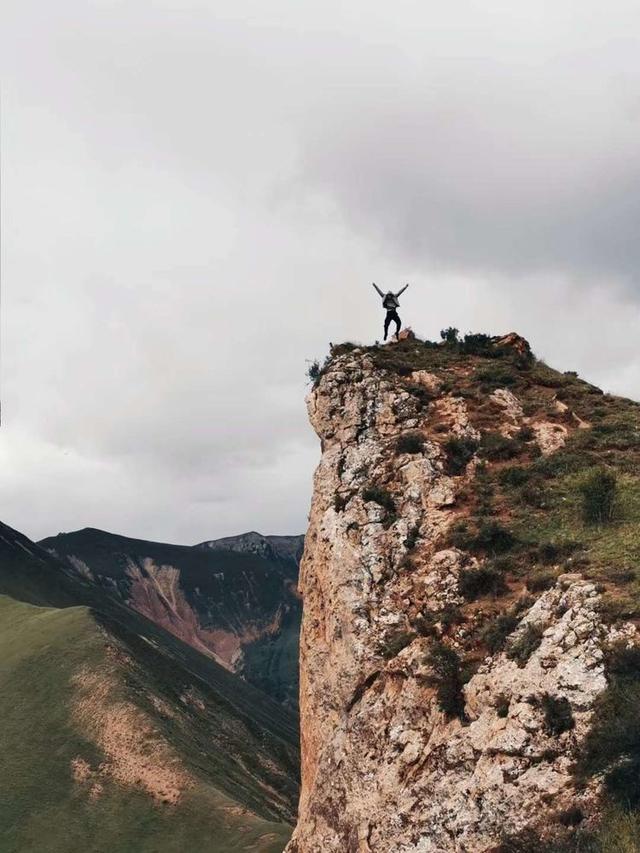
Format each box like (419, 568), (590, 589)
(459, 332), (496, 357)
(578, 645), (640, 809)
(459, 564), (507, 601)
(481, 610), (520, 654)
(579, 467), (617, 524)
(539, 694), (575, 736)
(480, 431), (523, 462)
(476, 364), (518, 390)
(306, 356), (330, 386)
(425, 642), (466, 720)
(362, 487), (396, 515)
(396, 432), (424, 454)
(507, 623), (544, 667)
(444, 436), (479, 475)
(450, 519), (516, 556)
(440, 326), (460, 345)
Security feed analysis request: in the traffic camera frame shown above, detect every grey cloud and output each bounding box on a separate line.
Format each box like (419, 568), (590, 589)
(298, 49), (640, 284)
(2, 0), (640, 543)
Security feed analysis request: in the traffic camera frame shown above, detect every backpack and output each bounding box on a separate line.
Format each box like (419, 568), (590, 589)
(383, 294), (397, 309)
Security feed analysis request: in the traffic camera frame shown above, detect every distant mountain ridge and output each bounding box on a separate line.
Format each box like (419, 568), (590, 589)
(196, 531), (304, 568)
(39, 528), (304, 708)
(0, 519), (298, 852)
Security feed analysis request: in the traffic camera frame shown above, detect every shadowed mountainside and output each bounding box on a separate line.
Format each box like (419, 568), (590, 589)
(0, 520), (299, 853)
(39, 528), (303, 708)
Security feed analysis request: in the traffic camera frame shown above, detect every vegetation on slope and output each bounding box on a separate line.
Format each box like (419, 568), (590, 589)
(0, 522), (298, 853)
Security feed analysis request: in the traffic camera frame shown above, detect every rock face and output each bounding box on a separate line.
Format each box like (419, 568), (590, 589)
(286, 341), (633, 853)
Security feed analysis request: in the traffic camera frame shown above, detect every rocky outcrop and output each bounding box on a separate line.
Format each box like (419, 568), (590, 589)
(286, 341), (634, 853)
(196, 531), (305, 569)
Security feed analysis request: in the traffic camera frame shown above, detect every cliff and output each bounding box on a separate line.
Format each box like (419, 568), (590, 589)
(287, 333), (640, 852)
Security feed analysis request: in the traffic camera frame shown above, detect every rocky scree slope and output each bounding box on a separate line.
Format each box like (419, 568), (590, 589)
(39, 528), (303, 707)
(0, 520), (299, 853)
(287, 334), (640, 853)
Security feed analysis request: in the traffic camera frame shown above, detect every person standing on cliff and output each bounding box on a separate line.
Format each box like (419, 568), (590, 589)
(372, 282), (409, 341)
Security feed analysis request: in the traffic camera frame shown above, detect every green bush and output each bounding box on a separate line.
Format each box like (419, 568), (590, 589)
(334, 494), (348, 512)
(480, 431), (522, 461)
(482, 611), (520, 654)
(536, 541), (581, 565)
(425, 642), (466, 719)
(473, 520), (517, 554)
(396, 432), (425, 454)
(449, 519), (516, 555)
(578, 645), (640, 809)
(459, 564), (507, 601)
(519, 480), (549, 509)
(476, 365), (518, 389)
(362, 487), (396, 514)
(539, 693), (575, 736)
(459, 332), (496, 357)
(500, 466), (532, 487)
(526, 571), (557, 593)
(474, 463), (495, 516)
(307, 360), (321, 382)
(444, 436), (479, 475)
(534, 451), (589, 479)
(516, 425), (535, 442)
(495, 694), (510, 718)
(440, 326), (460, 344)
(579, 468), (617, 524)
(406, 384), (434, 407)
(507, 623), (544, 667)
(381, 630), (416, 659)
(437, 603), (465, 632)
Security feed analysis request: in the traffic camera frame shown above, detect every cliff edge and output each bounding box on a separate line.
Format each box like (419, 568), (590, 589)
(287, 333), (640, 852)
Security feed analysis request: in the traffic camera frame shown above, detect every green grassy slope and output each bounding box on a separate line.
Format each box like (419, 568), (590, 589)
(0, 522), (298, 853)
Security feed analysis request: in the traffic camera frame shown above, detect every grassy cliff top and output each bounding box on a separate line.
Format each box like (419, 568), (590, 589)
(314, 330), (640, 624)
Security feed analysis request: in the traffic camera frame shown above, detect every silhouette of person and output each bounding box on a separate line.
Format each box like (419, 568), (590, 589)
(372, 283), (409, 340)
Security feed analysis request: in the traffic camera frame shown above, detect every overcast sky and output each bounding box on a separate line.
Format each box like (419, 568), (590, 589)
(2, 0), (640, 544)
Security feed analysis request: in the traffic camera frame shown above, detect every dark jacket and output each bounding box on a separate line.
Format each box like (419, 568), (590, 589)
(372, 283), (408, 310)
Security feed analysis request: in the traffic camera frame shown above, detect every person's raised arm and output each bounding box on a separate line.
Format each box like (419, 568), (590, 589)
(395, 283), (409, 297)
(372, 282), (384, 297)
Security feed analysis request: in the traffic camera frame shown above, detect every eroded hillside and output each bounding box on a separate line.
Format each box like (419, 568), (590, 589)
(287, 333), (640, 852)
(0, 522), (299, 853)
(39, 528), (303, 707)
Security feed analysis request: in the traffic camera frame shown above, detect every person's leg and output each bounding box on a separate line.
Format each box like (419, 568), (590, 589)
(393, 311), (401, 337)
(384, 312), (392, 340)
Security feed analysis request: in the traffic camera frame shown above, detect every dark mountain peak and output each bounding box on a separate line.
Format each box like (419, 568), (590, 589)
(196, 531), (304, 565)
(38, 525), (304, 707)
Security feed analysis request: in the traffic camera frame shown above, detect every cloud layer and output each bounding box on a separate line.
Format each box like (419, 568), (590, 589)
(2, 0), (640, 542)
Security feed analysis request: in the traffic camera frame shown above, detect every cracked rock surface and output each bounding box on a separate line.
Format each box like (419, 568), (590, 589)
(286, 346), (631, 853)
